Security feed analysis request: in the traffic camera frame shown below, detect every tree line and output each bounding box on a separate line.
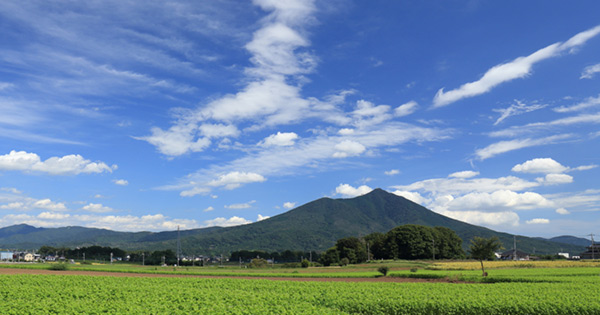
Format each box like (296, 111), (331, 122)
(230, 249), (321, 263)
(320, 224), (465, 266)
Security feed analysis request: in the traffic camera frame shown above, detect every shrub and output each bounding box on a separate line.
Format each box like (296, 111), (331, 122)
(377, 266), (389, 276)
(410, 267), (418, 273)
(48, 263), (69, 271)
(249, 258), (268, 268)
(301, 259), (310, 268)
(340, 258), (350, 266)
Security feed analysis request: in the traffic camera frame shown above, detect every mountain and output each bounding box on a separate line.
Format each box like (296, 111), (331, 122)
(547, 235), (592, 248)
(0, 189), (585, 255)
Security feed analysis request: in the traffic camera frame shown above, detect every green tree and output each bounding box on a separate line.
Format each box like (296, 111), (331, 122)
(335, 237), (367, 263)
(433, 226), (465, 259)
(319, 247), (340, 266)
(469, 236), (503, 276)
(384, 225), (433, 259)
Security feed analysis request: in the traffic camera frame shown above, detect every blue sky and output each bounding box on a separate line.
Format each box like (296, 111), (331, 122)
(1, 1), (599, 239)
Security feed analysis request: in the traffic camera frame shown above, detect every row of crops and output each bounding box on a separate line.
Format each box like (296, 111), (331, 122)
(1, 267), (599, 314)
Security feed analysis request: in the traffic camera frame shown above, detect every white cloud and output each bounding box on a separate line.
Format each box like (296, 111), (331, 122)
(0, 150), (115, 175)
(335, 184), (373, 198)
(82, 203), (114, 213)
(512, 158), (568, 174)
(203, 206), (214, 212)
(392, 190), (427, 205)
(338, 128), (354, 135)
(0, 212), (200, 232)
(493, 100), (546, 125)
(449, 170), (479, 179)
(259, 132), (298, 147)
(556, 208), (570, 215)
(283, 202), (296, 209)
(490, 112), (600, 138)
(224, 200), (256, 209)
(198, 123), (240, 139)
(139, 124), (211, 156)
(526, 218), (550, 224)
(385, 169), (400, 176)
(439, 209), (520, 227)
(538, 173), (573, 185)
(203, 216), (252, 227)
(581, 63), (600, 79)
(446, 190), (554, 211)
(554, 94), (600, 112)
(394, 101), (418, 117)
(207, 171), (266, 190)
(257, 214), (270, 221)
(475, 134), (571, 160)
(33, 199), (68, 211)
(333, 140), (366, 158)
(433, 25), (600, 107)
(113, 179), (129, 186)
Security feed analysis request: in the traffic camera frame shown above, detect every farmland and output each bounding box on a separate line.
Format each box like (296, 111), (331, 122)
(1, 260), (599, 314)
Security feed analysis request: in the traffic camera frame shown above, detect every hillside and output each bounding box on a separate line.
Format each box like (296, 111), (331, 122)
(0, 189), (585, 255)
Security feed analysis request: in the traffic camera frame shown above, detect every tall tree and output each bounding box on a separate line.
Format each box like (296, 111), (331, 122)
(469, 236), (503, 276)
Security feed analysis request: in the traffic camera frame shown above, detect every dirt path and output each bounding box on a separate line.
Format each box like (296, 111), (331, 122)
(0, 268), (464, 283)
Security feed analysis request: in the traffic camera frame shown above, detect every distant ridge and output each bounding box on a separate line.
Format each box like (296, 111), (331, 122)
(0, 189), (585, 255)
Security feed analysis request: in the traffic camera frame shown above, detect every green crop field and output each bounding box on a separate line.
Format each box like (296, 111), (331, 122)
(1, 261), (600, 314)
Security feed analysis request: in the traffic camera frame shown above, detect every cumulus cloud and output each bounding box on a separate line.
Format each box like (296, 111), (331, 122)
(439, 209), (520, 227)
(257, 214), (270, 221)
(0, 212), (200, 232)
(512, 158), (568, 174)
(538, 173), (574, 185)
(33, 199), (68, 211)
(338, 128), (354, 135)
(259, 132), (298, 147)
(580, 63), (600, 79)
(394, 101), (418, 117)
(433, 25), (600, 107)
(526, 218), (550, 224)
(82, 203), (114, 213)
(446, 190), (554, 211)
(113, 179), (129, 186)
(283, 202), (296, 209)
(392, 190), (428, 205)
(203, 206), (214, 212)
(556, 207), (570, 215)
(224, 200), (256, 209)
(138, 124), (211, 156)
(203, 216), (252, 227)
(335, 184), (373, 198)
(333, 140), (366, 158)
(0, 150), (115, 175)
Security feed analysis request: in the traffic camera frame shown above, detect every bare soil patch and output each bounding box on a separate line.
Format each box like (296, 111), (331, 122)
(0, 267), (466, 283)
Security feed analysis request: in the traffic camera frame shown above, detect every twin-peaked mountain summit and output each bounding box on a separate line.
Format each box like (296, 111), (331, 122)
(0, 189), (585, 255)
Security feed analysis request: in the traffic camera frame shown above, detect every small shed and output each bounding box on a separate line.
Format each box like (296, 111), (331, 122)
(500, 249), (530, 261)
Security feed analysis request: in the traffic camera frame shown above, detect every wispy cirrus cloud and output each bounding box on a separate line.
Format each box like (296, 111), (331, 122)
(475, 134), (572, 160)
(433, 25), (600, 107)
(580, 63), (600, 79)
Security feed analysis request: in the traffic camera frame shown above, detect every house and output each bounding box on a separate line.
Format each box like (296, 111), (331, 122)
(580, 243), (600, 260)
(500, 249), (530, 261)
(24, 253), (35, 262)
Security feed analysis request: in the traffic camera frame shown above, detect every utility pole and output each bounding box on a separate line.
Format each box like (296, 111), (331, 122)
(110, 252), (113, 265)
(513, 235), (517, 261)
(176, 225), (181, 267)
(432, 237), (435, 261)
(142, 252), (145, 266)
(590, 234), (596, 260)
